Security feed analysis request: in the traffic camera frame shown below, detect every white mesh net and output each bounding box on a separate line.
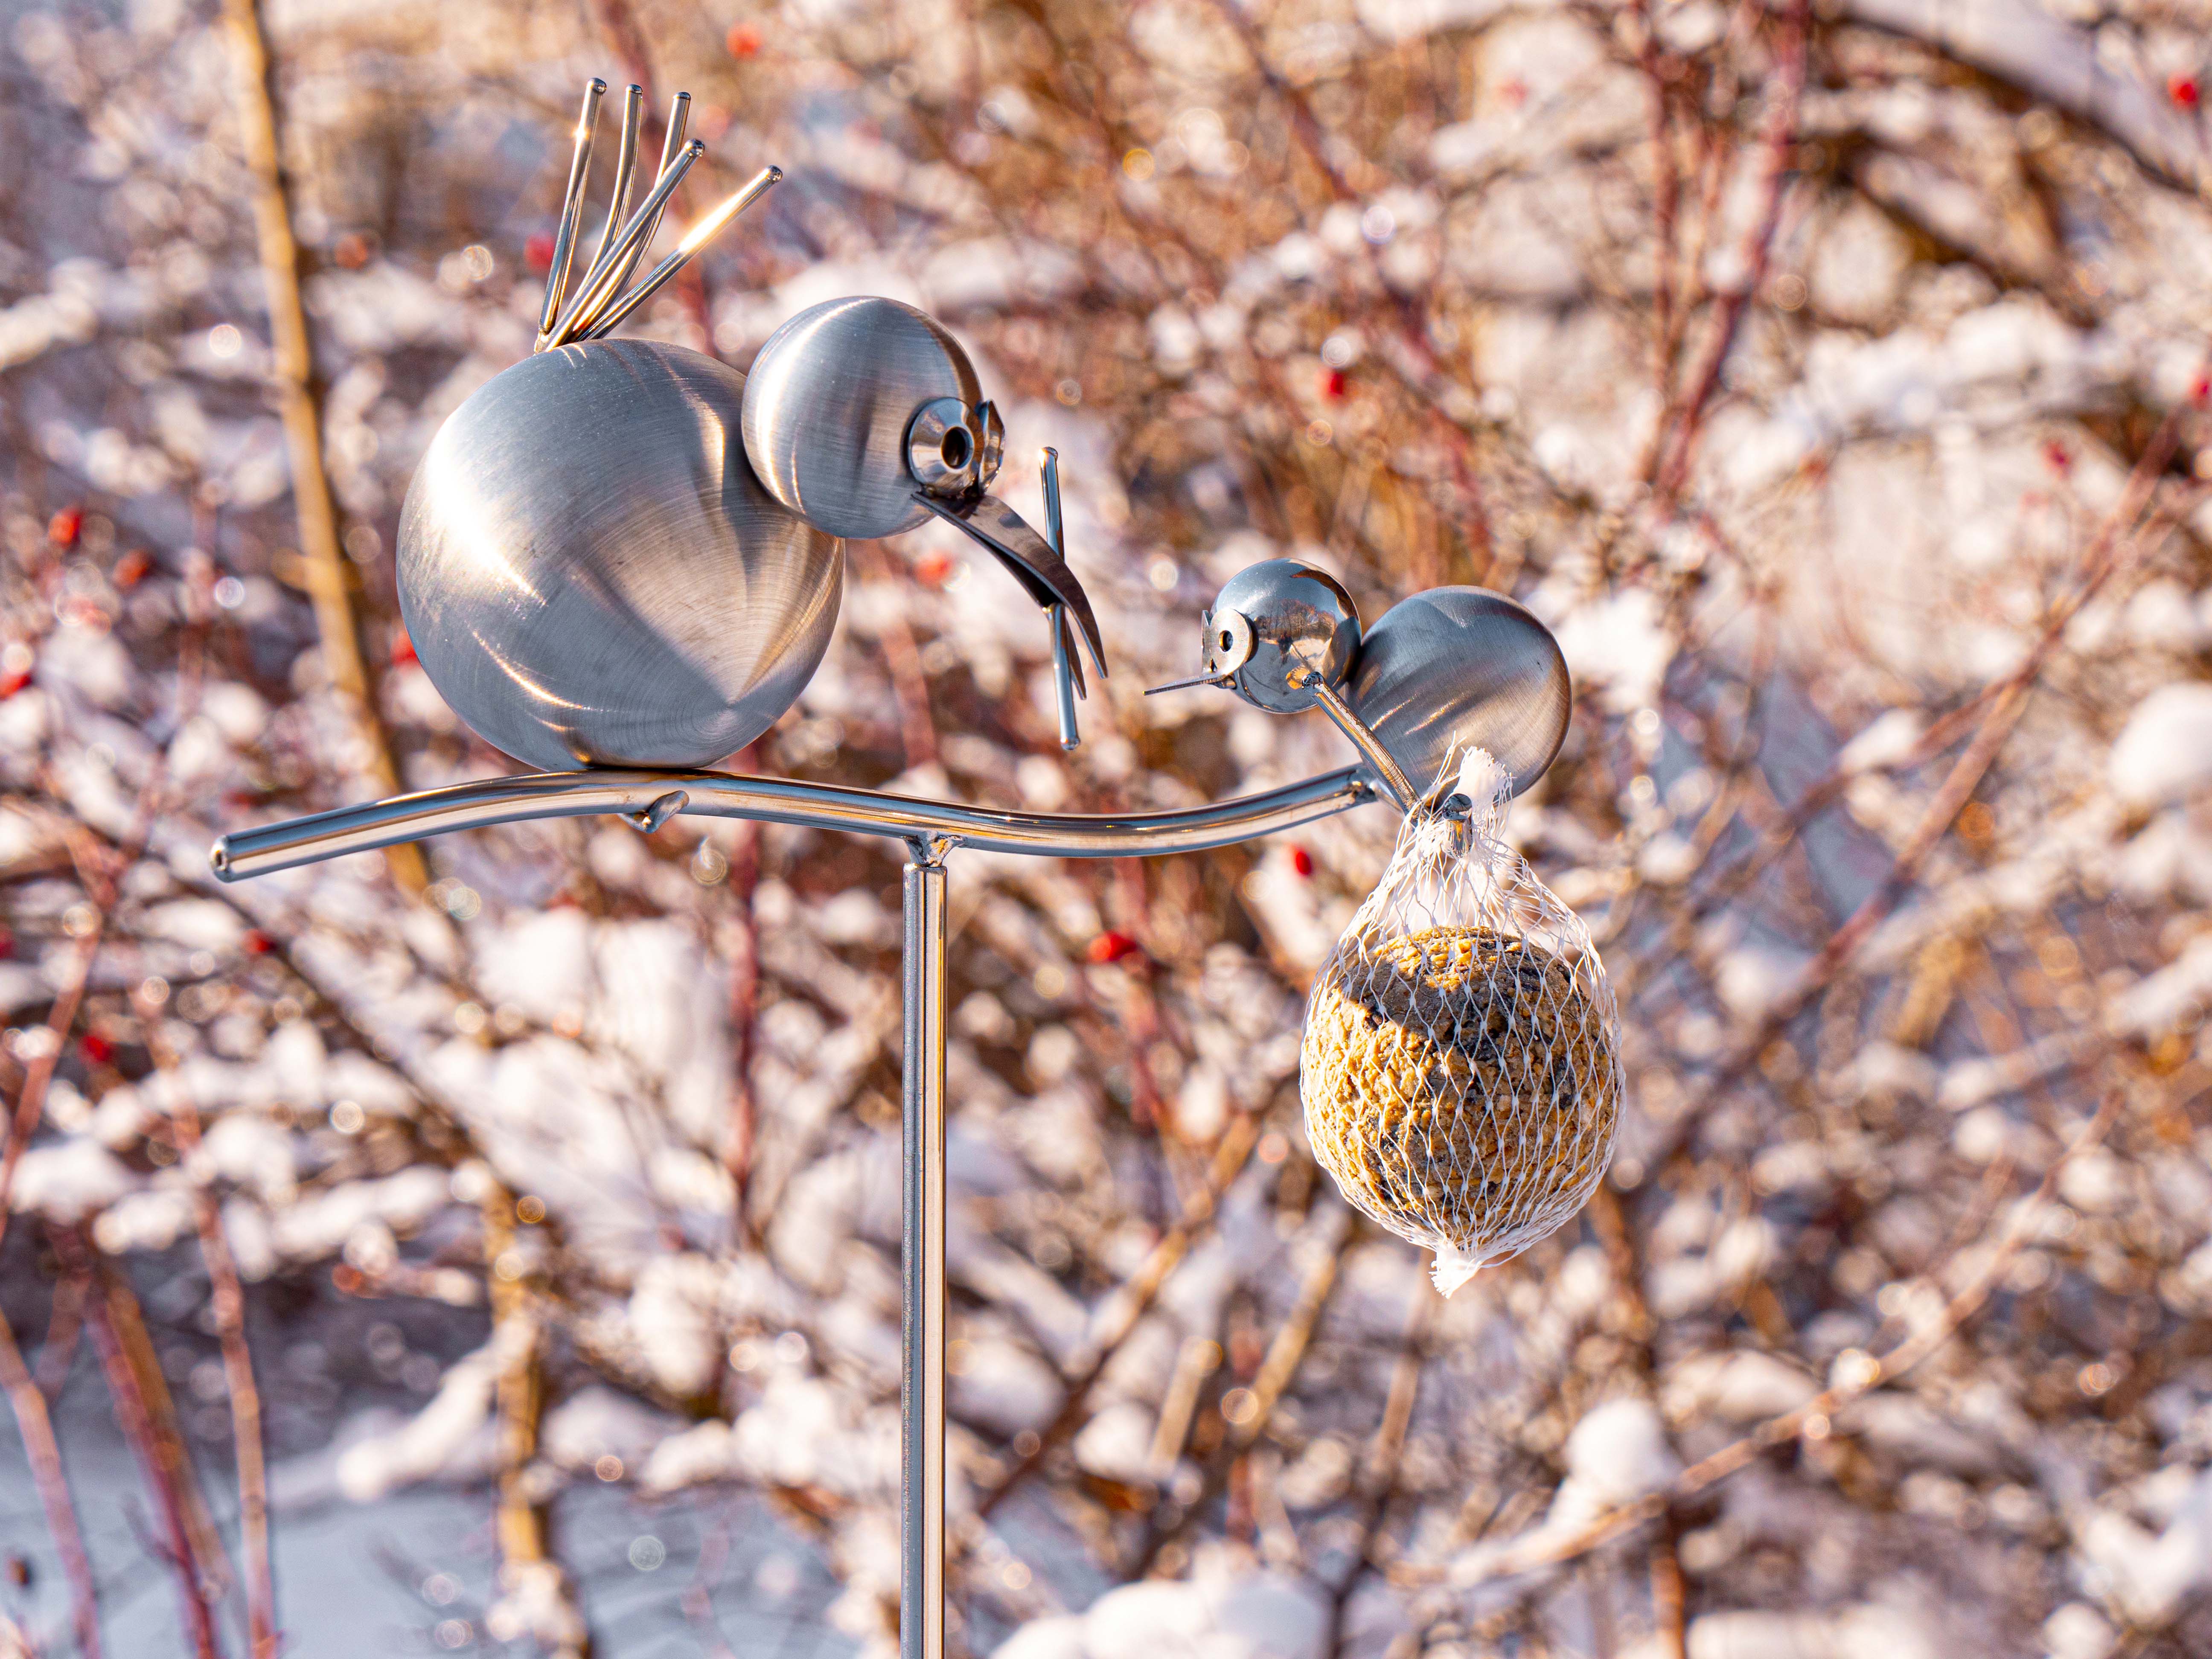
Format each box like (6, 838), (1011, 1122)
(1300, 748), (1623, 1295)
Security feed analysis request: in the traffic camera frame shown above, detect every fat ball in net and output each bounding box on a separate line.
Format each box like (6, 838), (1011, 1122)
(1300, 749), (1622, 1293)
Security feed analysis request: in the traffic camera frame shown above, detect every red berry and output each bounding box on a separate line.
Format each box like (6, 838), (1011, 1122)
(244, 930), (276, 956)
(81, 1033), (113, 1065)
(727, 22), (762, 58)
(2192, 371), (2211, 408)
(2171, 73), (2200, 109)
(112, 550), (152, 588)
(47, 506), (81, 549)
(390, 629), (417, 667)
(1289, 845), (1313, 877)
(1322, 369), (1346, 401)
(2043, 440), (2071, 474)
(524, 233), (555, 275)
(0, 669), (29, 700)
(914, 550), (954, 587)
(1087, 930), (1138, 964)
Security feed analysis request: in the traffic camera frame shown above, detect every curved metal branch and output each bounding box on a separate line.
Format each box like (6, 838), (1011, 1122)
(210, 765), (1382, 881)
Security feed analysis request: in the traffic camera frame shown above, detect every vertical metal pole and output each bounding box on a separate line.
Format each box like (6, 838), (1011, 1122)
(901, 843), (949, 1659)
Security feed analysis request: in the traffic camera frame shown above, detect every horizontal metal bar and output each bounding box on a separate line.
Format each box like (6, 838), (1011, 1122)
(209, 765), (1380, 881)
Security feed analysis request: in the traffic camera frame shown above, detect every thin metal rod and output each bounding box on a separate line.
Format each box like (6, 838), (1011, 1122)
(1040, 447), (1064, 554)
(1301, 673), (1418, 811)
(596, 90), (691, 311)
(900, 850), (949, 1659)
(210, 765), (1375, 882)
(584, 166), (781, 339)
(1040, 448), (1081, 751)
(1048, 605), (1081, 751)
(579, 84), (644, 295)
(534, 79), (605, 348)
(544, 140), (707, 349)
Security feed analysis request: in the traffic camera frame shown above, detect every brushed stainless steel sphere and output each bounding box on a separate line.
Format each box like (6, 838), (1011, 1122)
(397, 338), (844, 773)
(1347, 587), (1571, 798)
(1206, 559), (1361, 713)
(740, 296), (992, 540)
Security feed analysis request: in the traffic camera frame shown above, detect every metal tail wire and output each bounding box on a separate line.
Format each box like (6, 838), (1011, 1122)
(559, 94), (694, 343)
(582, 166), (782, 340)
(577, 84), (644, 303)
(535, 79), (777, 350)
(544, 140), (707, 348)
(534, 78), (606, 349)
(604, 91), (691, 303)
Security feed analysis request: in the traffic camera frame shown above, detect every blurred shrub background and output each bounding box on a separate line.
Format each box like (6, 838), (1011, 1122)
(5, 1), (2212, 1656)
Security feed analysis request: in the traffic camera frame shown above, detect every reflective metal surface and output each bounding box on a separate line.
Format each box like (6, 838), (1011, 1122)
(1147, 559), (1359, 705)
(396, 338), (843, 773)
(544, 139), (707, 349)
(1217, 559), (1360, 712)
(602, 90), (688, 306)
(583, 84), (645, 291)
(1039, 448), (1083, 750)
(741, 296), (985, 540)
(1346, 585), (1572, 798)
(1301, 672), (1418, 811)
(210, 765), (1377, 881)
(741, 294), (1109, 679)
(535, 79), (606, 346)
(900, 851), (948, 1659)
(904, 396), (975, 491)
(532, 76), (777, 352)
(585, 167), (781, 340)
(911, 489), (1106, 675)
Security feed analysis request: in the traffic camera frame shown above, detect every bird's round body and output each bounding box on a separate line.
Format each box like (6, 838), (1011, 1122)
(1347, 587), (1570, 798)
(397, 338), (843, 773)
(740, 296), (986, 540)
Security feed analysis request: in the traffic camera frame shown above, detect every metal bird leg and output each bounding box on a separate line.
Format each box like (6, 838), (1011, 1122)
(1295, 669), (1418, 811)
(1039, 448), (1084, 749)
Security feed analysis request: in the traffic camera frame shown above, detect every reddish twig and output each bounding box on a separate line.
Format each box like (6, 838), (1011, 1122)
(720, 751), (765, 1237)
(865, 545), (940, 768)
(0, 923), (104, 1252)
(1648, 0), (1809, 505)
(0, 1299), (102, 1658)
(67, 1236), (227, 1659)
(128, 981), (277, 1659)
(1650, 1511), (1689, 1659)
(218, 0), (423, 892)
(1639, 0), (1682, 381)
(34, 1262), (88, 1405)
